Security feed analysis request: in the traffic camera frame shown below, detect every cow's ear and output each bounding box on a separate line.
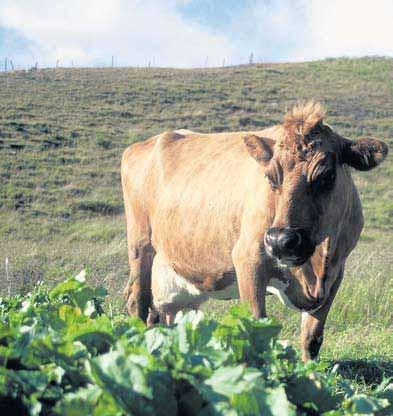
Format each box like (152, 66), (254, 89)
(341, 137), (388, 171)
(243, 135), (274, 163)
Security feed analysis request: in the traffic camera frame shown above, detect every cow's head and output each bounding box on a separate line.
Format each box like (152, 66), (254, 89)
(244, 102), (388, 267)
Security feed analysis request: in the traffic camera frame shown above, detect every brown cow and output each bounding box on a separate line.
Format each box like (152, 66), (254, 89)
(121, 102), (388, 360)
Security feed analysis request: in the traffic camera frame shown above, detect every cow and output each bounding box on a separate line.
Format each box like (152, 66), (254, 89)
(121, 102), (388, 361)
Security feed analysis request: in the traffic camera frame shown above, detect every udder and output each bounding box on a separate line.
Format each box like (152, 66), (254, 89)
(151, 253), (208, 319)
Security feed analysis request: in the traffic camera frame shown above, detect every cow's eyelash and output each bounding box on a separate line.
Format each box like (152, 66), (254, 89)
(265, 161), (283, 190)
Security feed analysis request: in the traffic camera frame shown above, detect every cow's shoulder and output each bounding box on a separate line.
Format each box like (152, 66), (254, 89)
(153, 131), (190, 181)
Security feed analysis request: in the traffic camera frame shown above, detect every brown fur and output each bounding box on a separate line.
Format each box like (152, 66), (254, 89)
(121, 102), (388, 360)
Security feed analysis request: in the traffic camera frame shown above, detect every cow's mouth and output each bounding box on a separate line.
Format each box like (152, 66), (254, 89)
(276, 256), (309, 268)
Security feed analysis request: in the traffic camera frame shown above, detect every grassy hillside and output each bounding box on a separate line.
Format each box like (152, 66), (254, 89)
(0, 57), (392, 384)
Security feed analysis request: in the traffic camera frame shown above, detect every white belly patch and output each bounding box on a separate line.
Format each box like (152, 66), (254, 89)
(151, 254), (206, 312)
(151, 255), (241, 312)
(151, 254), (301, 313)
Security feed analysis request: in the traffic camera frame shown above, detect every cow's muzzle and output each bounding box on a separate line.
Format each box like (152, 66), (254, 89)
(264, 227), (315, 266)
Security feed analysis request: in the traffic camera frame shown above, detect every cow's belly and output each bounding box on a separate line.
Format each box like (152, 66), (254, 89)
(151, 254), (302, 314)
(151, 253), (240, 313)
(208, 282), (239, 300)
(208, 278), (302, 312)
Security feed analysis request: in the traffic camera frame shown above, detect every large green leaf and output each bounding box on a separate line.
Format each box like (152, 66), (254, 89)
(88, 350), (177, 416)
(199, 366), (295, 415)
(55, 384), (123, 416)
(286, 374), (340, 413)
(343, 394), (390, 414)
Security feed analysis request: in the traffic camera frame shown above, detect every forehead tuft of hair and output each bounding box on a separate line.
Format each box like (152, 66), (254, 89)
(283, 101), (326, 136)
(277, 101), (328, 157)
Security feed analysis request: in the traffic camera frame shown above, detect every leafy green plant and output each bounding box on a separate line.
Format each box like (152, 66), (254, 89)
(0, 272), (391, 415)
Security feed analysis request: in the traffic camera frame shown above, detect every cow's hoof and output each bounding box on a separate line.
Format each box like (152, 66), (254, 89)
(146, 308), (160, 326)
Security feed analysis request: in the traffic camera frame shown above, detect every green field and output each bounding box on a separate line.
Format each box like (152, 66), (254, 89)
(0, 57), (392, 389)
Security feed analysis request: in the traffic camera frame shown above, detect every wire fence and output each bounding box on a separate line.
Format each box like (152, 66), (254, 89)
(0, 53), (259, 72)
(0, 57), (128, 71)
(0, 58), (15, 71)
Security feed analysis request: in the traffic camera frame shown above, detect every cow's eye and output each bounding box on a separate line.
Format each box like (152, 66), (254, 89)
(311, 169), (336, 194)
(265, 160), (283, 190)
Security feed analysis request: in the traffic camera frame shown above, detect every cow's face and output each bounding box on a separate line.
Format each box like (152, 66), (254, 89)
(244, 102), (388, 267)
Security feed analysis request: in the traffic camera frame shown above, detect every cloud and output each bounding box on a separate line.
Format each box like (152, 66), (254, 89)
(228, 0), (310, 62)
(0, 0), (393, 68)
(230, 0), (393, 62)
(305, 0), (393, 59)
(0, 0), (235, 68)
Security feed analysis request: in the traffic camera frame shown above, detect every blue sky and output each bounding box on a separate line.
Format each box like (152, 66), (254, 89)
(0, 0), (392, 69)
(177, 0), (256, 29)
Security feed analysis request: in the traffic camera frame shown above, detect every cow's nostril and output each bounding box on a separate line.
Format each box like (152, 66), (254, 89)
(265, 233), (274, 246)
(278, 230), (302, 251)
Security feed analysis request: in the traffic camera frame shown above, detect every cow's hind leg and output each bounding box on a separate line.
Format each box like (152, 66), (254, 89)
(122, 193), (155, 322)
(124, 242), (154, 322)
(122, 166), (155, 322)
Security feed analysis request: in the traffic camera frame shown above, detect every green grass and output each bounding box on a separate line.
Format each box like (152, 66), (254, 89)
(0, 57), (392, 390)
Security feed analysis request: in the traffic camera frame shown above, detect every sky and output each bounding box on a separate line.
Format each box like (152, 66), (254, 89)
(0, 0), (393, 69)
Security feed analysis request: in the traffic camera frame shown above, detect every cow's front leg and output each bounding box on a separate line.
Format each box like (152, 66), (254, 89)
(301, 311), (326, 361)
(301, 267), (344, 361)
(232, 241), (268, 319)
